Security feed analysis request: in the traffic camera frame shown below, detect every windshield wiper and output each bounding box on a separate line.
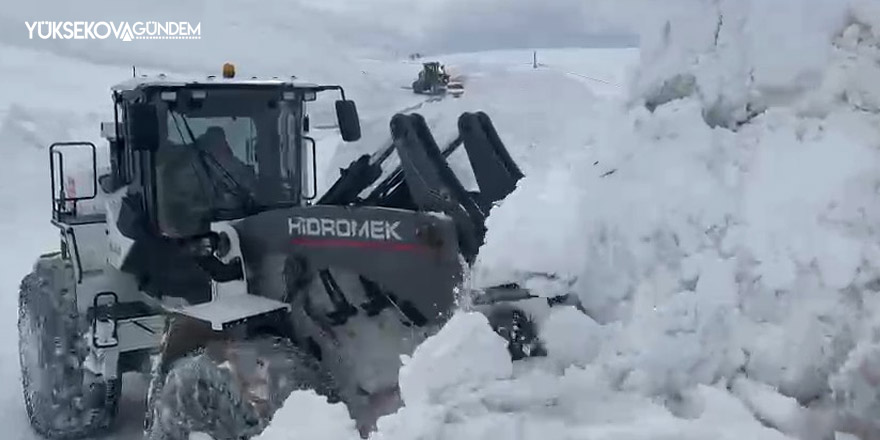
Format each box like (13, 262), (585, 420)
(169, 111), (263, 214)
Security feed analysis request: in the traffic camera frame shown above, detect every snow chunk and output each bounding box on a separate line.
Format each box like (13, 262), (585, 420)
(830, 339), (880, 436)
(254, 390), (359, 440)
(541, 306), (604, 368)
(607, 256), (744, 397)
(679, 385), (795, 440)
(181, 388), (360, 440)
(470, 147), (590, 297)
(740, 111), (875, 291)
(730, 376), (820, 437)
(397, 312), (513, 405)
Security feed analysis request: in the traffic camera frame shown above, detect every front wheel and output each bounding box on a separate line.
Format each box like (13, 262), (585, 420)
(145, 336), (339, 440)
(18, 253), (121, 439)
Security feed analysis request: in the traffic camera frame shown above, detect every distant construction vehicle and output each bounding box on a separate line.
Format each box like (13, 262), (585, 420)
(411, 61), (463, 98)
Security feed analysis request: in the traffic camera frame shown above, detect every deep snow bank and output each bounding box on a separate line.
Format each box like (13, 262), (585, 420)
(473, 0), (880, 438)
(258, 311), (792, 440)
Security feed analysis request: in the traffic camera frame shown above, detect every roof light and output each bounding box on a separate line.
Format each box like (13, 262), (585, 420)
(222, 63), (235, 78)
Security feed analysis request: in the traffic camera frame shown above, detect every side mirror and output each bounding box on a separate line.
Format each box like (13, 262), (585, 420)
(128, 103), (159, 151)
(303, 115), (310, 133)
(335, 100), (361, 142)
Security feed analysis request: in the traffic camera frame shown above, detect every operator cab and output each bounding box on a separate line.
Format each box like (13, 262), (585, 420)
(103, 64), (361, 239)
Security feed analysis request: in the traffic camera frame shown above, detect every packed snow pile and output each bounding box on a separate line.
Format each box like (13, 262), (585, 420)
(257, 312), (794, 440)
(473, 0), (880, 438)
(253, 390), (359, 440)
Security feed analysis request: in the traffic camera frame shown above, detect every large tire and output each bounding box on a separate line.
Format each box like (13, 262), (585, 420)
(145, 336), (339, 440)
(485, 304), (546, 361)
(18, 252), (121, 439)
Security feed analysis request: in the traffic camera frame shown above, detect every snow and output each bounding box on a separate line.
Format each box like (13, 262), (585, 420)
(396, 312), (513, 406)
(540, 306), (604, 368)
(259, 312), (791, 440)
(730, 376), (817, 438)
(10, 0), (880, 439)
(253, 390), (359, 440)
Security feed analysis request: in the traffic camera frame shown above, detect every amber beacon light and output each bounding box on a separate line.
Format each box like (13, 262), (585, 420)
(222, 62), (235, 78)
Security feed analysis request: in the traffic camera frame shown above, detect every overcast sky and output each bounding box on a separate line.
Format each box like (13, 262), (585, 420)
(3, 0), (639, 54)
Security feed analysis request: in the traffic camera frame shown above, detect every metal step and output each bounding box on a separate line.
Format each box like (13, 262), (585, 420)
(86, 299), (157, 322)
(171, 294), (291, 331)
